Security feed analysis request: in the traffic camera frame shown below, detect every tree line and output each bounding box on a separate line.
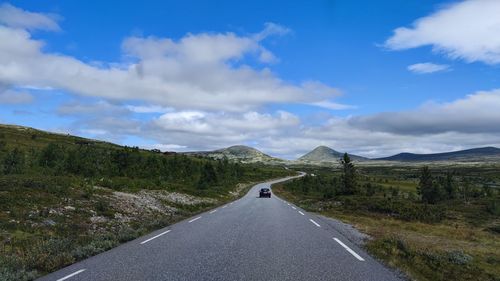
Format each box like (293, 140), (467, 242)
(0, 143), (251, 191)
(286, 153), (497, 204)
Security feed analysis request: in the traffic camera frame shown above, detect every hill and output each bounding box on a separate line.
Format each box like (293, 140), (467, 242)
(298, 146), (368, 163)
(184, 145), (285, 164)
(0, 124), (292, 280)
(376, 147), (500, 162)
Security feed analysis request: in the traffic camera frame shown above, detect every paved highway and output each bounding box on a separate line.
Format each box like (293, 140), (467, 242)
(38, 175), (402, 281)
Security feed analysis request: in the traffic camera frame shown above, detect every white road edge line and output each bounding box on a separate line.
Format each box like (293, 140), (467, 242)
(309, 219), (321, 227)
(140, 230), (171, 244)
(287, 203), (291, 206)
(291, 206), (296, 210)
(209, 209), (217, 214)
(298, 211), (305, 215)
(56, 269), (86, 281)
(222, 205), (228, 208)
(189, 216), (202, 223)
(333, 238), (365, 261)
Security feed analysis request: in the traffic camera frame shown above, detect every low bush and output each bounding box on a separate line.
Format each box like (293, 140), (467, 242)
(367, 237), (489, 281)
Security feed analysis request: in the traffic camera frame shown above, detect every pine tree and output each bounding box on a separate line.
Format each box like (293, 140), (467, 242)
(444, 171), (456, 199)
(340, 153), (357, 195)
(418, 166), (443, 204)
(197, 162), (218, 189)
(3, 148), (25, 174)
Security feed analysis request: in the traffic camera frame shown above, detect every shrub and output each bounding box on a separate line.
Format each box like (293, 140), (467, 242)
(71, 233), (119, 260)
(447, 250), (473, 265)
(486, 200), (500, 216)
(0, 267), (38, 281)
(116, 225), (141, 243)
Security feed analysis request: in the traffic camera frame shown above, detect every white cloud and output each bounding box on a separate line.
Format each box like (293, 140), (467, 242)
(143, 89), (500, 158)
(407, 62), (450, 74)
(56, 90), (500, 159)
(309, 100), (355, 110)
(348, 89), (500, 135)
(58, 100), (130, 116)
(153, 110), (300, 136)
(254, 22), (292, 41)
(145, 143), (188, 151)
(0, 3), (60, 31)
(0, 88), (33, 104)
(125, 105), (173, 113)
(3, 4), (498, 159)
(384, 0), (500, 64)
(0, 15), (340, 112)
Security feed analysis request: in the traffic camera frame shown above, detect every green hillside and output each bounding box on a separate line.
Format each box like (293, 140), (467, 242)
(185, 145), (285, 164)
(0, 124), (292, 281)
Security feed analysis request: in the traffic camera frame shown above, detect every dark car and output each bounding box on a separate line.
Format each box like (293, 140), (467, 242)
(259, 188), (271, 198)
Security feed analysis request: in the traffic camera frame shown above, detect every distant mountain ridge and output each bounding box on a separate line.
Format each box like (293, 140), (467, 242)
(4, 124), (499, 164)
(298, 146), (368, 162)
(376, 147), (500, 162)
(184, 145), (284, 164)
(186, 145), (500, 164)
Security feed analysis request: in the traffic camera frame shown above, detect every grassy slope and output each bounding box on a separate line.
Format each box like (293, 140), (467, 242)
(272, 164), (500, 281)
(0, 124), (293, 280)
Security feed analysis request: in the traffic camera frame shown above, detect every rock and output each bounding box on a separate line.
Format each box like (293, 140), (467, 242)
(114, 213), (131, 223)
(90, 216), (108, 224)
(43, 219), (56, 226)
(64, 206), (76, 211)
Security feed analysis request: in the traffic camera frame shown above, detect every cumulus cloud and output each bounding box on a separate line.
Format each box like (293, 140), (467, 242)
(0, 5), (340, 112)
(153, 110), (299, 137)
(54, 90), (500, 159)
(0, 3), (60, 31)
(2, 4), (498, 159)
(407, 62), (450, 74)
(348, 89), (500, 135)
(384, 0), (500, 64)
(143, 89), (500, 158)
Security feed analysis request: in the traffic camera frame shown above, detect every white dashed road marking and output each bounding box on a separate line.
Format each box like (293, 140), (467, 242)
(189, 216), (202, 223)
(140, 230), (171, 244)
(309, 219), (321, 227)
(291, 206), (296, 210)
(333, 238), (365, 261)
(56, 269), (86, 281)
(298, 211), (305, 216)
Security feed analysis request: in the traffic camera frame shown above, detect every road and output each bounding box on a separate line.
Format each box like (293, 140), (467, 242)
(38, 175), (402, 281)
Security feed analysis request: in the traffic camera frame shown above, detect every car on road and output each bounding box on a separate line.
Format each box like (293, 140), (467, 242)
(259, 188), (271, 198)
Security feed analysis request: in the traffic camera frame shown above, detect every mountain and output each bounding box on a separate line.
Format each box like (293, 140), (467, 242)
(298, 146), (368, 163)
(184, 145), (285, 164)
(376, 147), (500, 162)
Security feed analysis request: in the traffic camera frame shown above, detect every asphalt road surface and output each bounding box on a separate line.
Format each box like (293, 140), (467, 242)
(38, 175), (402, 281)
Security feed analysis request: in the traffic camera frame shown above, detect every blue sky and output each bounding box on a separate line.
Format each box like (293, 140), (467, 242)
(1, 0), (500, 159)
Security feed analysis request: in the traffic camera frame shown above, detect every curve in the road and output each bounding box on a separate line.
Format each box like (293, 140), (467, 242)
(39, 174), (402, 281)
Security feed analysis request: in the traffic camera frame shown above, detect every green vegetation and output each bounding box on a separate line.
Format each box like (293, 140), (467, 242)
(0, 124), (292, 280)
(274, 159), (500, 281)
